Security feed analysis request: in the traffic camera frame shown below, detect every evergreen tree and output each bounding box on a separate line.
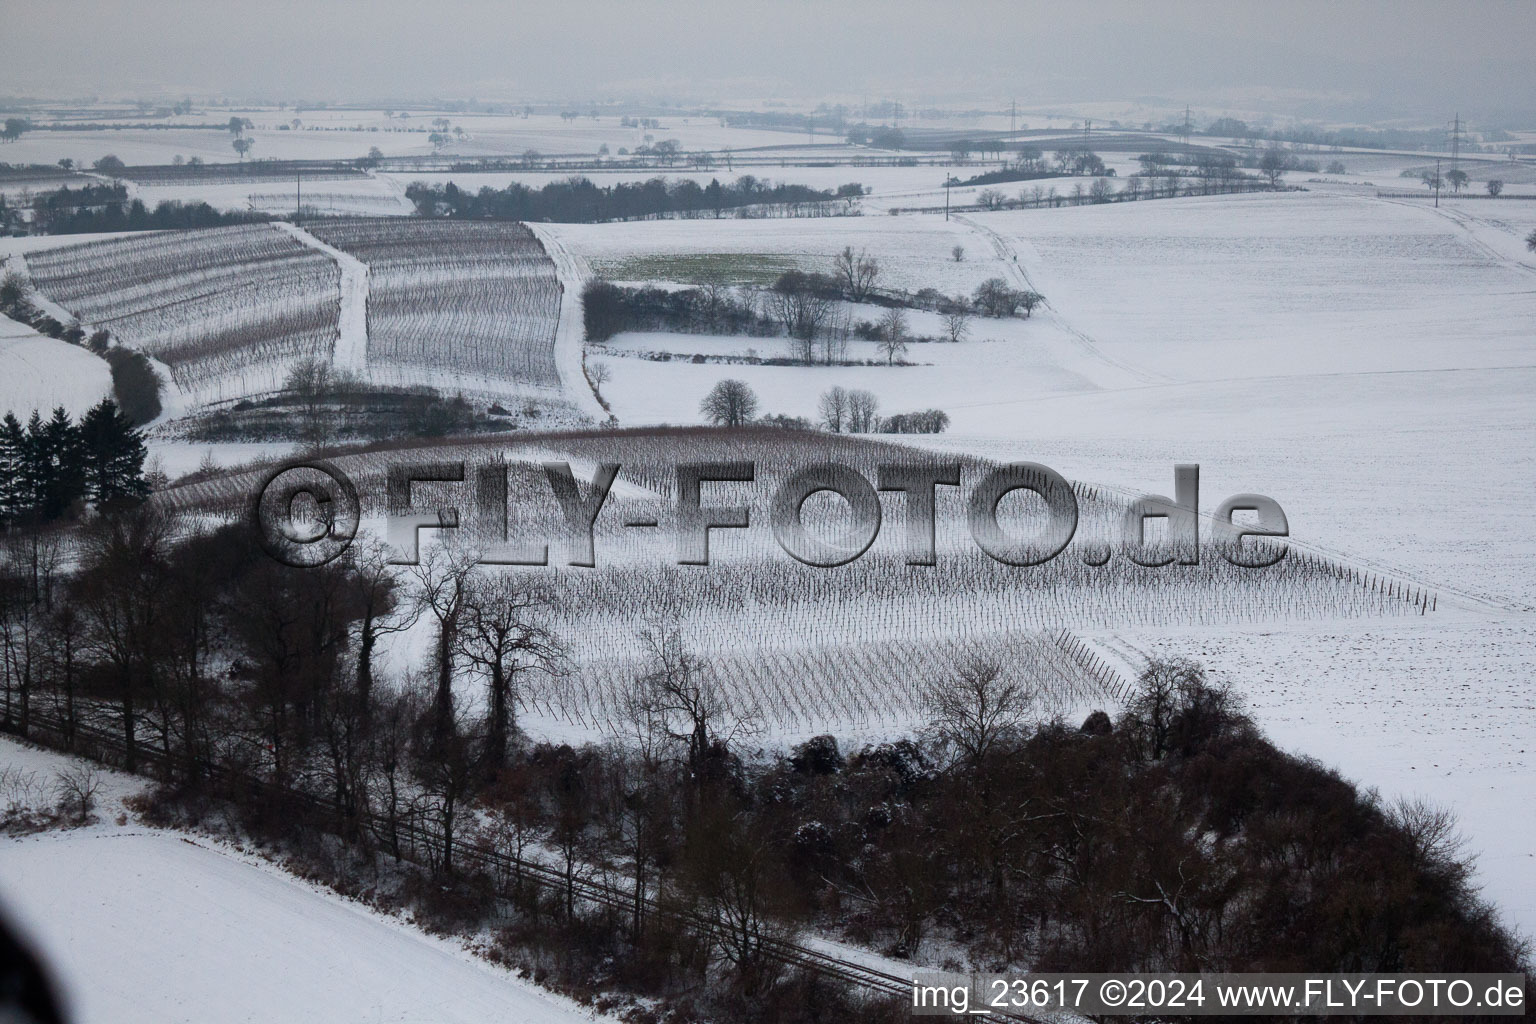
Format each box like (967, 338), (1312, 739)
(19, 411), (49, 518)
(37, 408), (87, 519)
(79, 398), (150, 510)
(0, 413), (25, 525)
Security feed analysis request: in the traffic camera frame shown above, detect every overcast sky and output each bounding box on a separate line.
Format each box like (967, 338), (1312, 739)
(3, 1), (1533, 124)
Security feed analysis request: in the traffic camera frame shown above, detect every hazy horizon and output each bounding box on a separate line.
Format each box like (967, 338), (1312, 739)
(2, 0), (1534, 126)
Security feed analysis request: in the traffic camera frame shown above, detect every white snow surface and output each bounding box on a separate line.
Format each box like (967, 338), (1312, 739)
(527, 223), (608, 420)
(0, 738), (609, 1024)
(274, 221), (370, 372)
(552, 190), (1536, 939)
(0, 316), (113, 419)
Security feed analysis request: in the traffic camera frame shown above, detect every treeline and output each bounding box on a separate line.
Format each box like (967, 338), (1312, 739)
(582, 280), (778, 343)
(583, 263), (1040, 353)
(2, 515), (1525, 1021)
(697, 380), (949, 435)
(1204, 118), (1500, 153)
(0, 400), (149, 527)
(405, 175), (865, 223)
(27, 185), (274, 234)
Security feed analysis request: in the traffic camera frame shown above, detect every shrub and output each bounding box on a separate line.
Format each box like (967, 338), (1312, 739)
(879, 409), (949, 434)
(104, 347), (163, 425)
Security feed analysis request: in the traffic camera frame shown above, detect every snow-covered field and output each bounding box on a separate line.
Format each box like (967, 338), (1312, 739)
(988, 192), (1536, 380)
(0, 738), (607, 1024)
(4, 117), (1533, 954)
(0, 112), (817, 169)
(547, 189), (1536, 938)
(545, 213), (992, 296)
(0, 315), (113, 419)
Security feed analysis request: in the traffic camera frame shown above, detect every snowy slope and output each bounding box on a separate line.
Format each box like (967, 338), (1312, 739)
(0, 829), (607, 1024)
(0, 316), (113, 419)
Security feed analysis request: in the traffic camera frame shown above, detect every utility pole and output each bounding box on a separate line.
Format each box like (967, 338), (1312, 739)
(1434, 157), (1441, 208)
(1182, 105), (1191, 146)
(295, 169), (301, 223)
(1449, 112), (1463, 183)
(944, 175), (953, 220)
(1010, 98), (1016, 138)
(1083, 118), (1090, 148)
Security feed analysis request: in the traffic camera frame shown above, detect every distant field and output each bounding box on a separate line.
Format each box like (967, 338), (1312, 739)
(545, 213), (993, 296)
(593, 251), (806, 284)
(17, 218), (583, 414)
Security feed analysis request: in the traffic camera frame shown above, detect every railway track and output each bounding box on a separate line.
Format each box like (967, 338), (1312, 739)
(9, 710), (1046, 1021)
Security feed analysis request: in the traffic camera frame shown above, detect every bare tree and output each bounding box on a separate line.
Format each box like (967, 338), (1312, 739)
(943, 309), (971, 343)
(408, 681), (478, 875)
(833, 246), (880, 301)
(605, 744), (673, 942)
(53, 763), (101, 823)
(346, 540), (415, 708)
(878, 307), (908, 365)
(821, 309), (850, 364)
(1259, 147), (1288, 188)
(923, 659), (1038, 769)
(817, 386), (849, 432)
(697, 273), (729, 328)
(1121, 657), (1229, 761)
(973, 278), (1021, 317)
(1486, 179), (1503, 197)
(587, 360), (612, 396)
(411, 542), (478, 735)
(627, 619), (757, 781)
(1389, 796), (1469, 878)
(699, 379), (759, 426)
(682, 801), (795, 994)
(284, 357), (338, 445)
(457, 575), (564, 775)
(846, 389), (880, 433)
(768, 276), (834, 360)
(978, 188), (1007, 211)
(951, 245), (965, 262)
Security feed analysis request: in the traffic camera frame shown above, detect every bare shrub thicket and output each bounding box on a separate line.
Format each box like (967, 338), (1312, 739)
(53, 762), (103, 823)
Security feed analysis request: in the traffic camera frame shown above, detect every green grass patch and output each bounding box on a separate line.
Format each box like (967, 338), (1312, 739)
(592, 252), (808, 286)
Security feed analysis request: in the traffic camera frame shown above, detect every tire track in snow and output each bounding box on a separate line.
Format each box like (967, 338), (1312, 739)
(273, 221), (369, 373)
(953, 212), (1175, 387)
(1365, 194), (1536, 277)
(525, 223), (610, 422)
